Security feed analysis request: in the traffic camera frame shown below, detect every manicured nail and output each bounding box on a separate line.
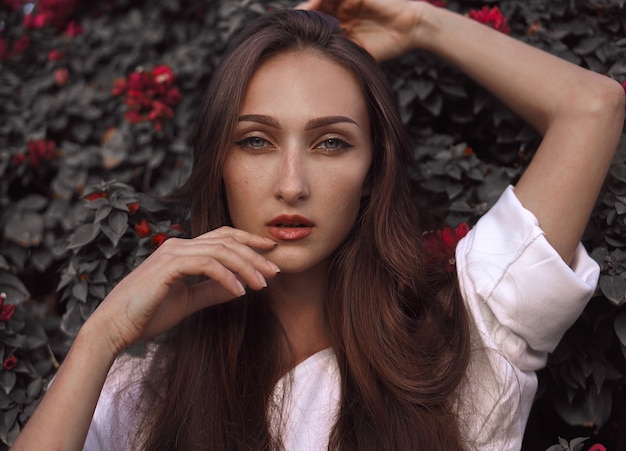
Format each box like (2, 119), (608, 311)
(256, 270), (267, 288)
(235, 279), (246, 296)
(267, 261), (281, 273)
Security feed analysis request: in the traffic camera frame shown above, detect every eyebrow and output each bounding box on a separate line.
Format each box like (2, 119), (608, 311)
(237, 114), (360, 129)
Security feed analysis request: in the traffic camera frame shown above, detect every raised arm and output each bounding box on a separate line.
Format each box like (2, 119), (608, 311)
(300, 0), (625, 264)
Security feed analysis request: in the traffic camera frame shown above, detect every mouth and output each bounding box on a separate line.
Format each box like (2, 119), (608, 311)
(267, 215), (314, 227)
(267, 215), (314, 240)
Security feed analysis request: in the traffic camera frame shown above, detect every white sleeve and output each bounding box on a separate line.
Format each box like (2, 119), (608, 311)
(455, 185), (599, 451)
(83, 356), (143, 451)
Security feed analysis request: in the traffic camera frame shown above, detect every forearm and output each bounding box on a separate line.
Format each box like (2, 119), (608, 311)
(412, 3), (624, 262)
(11, 323), (118, 451)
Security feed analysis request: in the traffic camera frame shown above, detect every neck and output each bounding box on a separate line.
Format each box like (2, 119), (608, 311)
(265, 261), (331, 366)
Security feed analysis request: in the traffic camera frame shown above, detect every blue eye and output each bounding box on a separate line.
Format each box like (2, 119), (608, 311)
(235, 136), (272, 149)
(316, 138), (353, 151)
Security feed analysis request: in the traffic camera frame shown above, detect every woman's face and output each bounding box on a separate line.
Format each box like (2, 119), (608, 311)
(223, 49), (372, 274)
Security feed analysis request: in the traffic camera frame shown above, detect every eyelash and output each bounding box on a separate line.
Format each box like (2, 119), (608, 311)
(234, 135), (354, 153)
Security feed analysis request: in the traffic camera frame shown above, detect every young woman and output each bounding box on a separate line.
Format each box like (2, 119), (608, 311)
(13, 1), (624, 450)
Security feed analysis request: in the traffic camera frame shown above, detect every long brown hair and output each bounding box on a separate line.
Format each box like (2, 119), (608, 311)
(137, 10), (471, 450)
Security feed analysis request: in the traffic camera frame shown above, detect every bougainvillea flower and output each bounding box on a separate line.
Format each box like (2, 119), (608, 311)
(48, 49), (65, 61)
(26, 139), (57, 168)
(0, 293), (16, 321)
(84, 191), (107, 201)
(469, 6), (511, 35)
(64, 20), (83, 37)
(135, 219), (152, 238)
(10, 35), (31, 57)
(113, 64), (181, 130)
(151, 232), (170, 247)
(425, 0), (447, 7)
(2, 355), (17, 371)
(589, 445), (607, 451)
(54, 67), (69, 85)
(422, 223), (470, 272)
(127, 202), (140, 215)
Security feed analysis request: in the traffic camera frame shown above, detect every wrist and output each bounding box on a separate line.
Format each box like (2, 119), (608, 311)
(410, 1), (449, 52)
(77, 315), (123, 367)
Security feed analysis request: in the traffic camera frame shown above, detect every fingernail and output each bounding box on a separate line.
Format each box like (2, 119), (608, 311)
(267, 261), (281, 273)
(256, 270), (267, 288)
(235, 279), (246, 296)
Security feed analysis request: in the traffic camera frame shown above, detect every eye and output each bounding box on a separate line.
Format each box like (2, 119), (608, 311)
(235, 136), (273, 150)
(315, 137), (353, 152)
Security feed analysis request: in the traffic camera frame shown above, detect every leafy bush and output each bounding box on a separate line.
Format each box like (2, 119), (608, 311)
(0, 0), (624, 448)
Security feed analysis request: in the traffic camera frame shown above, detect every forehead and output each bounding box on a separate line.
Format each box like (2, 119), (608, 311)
(239, 49), (369, 124)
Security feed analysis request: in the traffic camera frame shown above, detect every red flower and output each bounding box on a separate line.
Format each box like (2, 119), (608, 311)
(422, 223), (470, 272)
(48, 49), (65, 61)
(2, 355), (17, 371)
(54, 67), (69, 85)
(84, 191), (107, 201)
(152, 64), (175, 86)
(11, 35), (30, 57)
(135, 219), (152, 238)
(115, 64), (181, 129)
(469, 6), (511, 35)
(64, 20), (83, 37)
(151, 232), (170, 247)
(0, 293), (16, 322)
(26, 139), (57, 168)
(24, 12), (50, 29)
(0, 39), (8, 59)
(425, 0), (446, 7)
(622, 81), (626, 95)
(127, 202), (140, 215)
(589, 445), (606, 451)
(111, 78), (127, 96)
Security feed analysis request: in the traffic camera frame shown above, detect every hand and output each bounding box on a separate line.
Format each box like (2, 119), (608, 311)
(86, 227), (279, 356)
(296, 0), (426, 61)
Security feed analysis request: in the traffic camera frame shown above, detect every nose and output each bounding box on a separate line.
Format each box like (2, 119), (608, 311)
(273, 149), (310, 204)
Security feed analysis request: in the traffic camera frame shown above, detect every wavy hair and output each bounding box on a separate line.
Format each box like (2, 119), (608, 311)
(137, 9), (471, 450)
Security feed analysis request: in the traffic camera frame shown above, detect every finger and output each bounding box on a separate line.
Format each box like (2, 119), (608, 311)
(160, 236), (281, 277)
(156, 239), (277, 290)
(197, 226), (276, 250)
(186, 278), (243, 314)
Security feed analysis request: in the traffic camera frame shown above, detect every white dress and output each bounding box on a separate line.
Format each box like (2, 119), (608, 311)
(84, 186), (599, 450)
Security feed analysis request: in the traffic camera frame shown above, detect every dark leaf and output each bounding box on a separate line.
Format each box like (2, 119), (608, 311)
(67, 224), (99, 250)
(599, 275), (626, 305)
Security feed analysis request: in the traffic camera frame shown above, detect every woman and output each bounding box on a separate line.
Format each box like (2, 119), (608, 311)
(13, 1), (624, 450)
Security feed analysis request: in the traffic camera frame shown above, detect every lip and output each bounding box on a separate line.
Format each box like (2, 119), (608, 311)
(267, 214), (314, 241)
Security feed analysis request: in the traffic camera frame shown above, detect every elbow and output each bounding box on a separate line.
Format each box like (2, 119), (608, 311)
(581, 76), (625, 124)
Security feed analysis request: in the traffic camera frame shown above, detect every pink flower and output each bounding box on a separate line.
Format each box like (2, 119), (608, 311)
(64, 20), (83, 37)
(589, 445), (607, 451)
(54, 67), (69, 85)
(2, 355), (17, 371)
(469, 6), (511, 35)
(425, 0), (446, 7)
(622, 81), (626, 95)
(422, 223), (470, 272)
(48, 49), (65, 61)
